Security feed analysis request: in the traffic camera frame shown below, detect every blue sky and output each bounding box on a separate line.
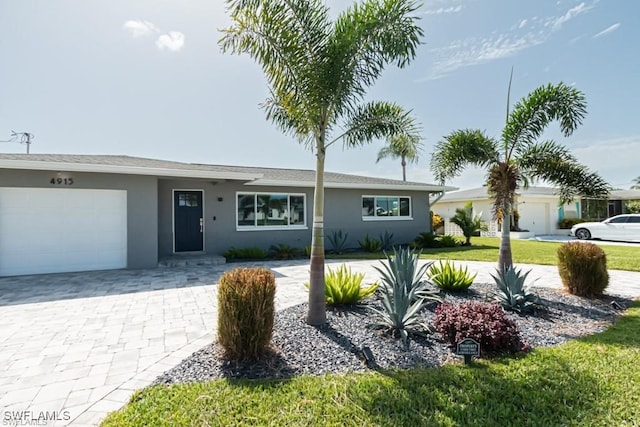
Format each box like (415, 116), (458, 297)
(1, 0), (638, 190)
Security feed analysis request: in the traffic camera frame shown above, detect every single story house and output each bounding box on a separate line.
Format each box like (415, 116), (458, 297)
(432, 186), (573, 236)
(0, 154), (451, 277)
(432, 186), (640, 237)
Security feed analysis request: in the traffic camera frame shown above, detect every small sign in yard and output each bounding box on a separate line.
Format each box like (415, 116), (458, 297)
(456, 338), (480, 365)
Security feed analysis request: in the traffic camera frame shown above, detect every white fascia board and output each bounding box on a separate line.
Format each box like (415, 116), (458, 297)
(244, 179), (454, 192)
(518, 195), (561, 200)
(439, 193), (490, 201)
(0, 159), (263, 181)
(442, 194), (561, 203)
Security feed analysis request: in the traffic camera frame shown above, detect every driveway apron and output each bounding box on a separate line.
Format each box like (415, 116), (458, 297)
(0, 261), (309, 426)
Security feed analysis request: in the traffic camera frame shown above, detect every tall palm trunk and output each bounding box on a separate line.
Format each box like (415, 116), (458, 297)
(498, 200), (513, 272)
(401, 155), (406, 181)
(307, 144), (327, 325)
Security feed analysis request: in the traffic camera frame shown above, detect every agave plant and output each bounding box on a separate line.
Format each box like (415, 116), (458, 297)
(358, 234), (383, 253)
(327, 230), (349, 254)
(379, 231), (394, 251)
(370, 247), (441, 350)
(491, 266), (543, 314)
(268, 244), (301, 260)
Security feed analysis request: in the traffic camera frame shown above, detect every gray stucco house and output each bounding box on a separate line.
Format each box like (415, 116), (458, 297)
(0, 154), (450, 277)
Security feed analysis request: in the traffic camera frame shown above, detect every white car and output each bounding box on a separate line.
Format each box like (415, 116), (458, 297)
(571, 214), (640, 242)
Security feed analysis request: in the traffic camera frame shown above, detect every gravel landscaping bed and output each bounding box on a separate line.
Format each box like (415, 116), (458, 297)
(154, 283), (632, 385)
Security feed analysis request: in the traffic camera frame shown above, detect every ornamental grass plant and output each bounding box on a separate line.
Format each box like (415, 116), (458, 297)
(217, 267), (276, 361)
(557, 241), (609, 297)
(304, 264), (377, 305)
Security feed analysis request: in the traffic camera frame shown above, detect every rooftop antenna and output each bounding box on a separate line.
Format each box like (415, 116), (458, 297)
(1, 131), (34, 153)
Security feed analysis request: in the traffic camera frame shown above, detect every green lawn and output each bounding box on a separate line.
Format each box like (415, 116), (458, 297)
(331, 237), (640, 272)
(103, 303), (640, 426)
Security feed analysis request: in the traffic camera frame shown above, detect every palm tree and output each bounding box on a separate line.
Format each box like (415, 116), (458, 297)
(450, 202), (486, 246)
(430, 74), (609, 271)
(631, 176), (640, 189)
(376, 134), (423, 181)
(220, 0), (423, 325)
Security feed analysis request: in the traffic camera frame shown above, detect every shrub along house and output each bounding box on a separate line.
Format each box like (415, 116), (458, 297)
(0, 154), (451, 277)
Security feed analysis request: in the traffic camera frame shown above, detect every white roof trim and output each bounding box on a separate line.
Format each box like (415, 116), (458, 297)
(0, 159), (263, 181)
(442, 193), (562, 203)
(246, 179), (454, 192)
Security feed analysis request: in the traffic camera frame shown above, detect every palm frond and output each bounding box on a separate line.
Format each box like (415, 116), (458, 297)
(327, 0), (423, 116)
(334, 101), (420, 148)
(516, 140), (610, 203)
(503, 82), (587, 159)
(376, 133), (423, 163)
(262, 94), (313, 146)
(376, 145), (398, 162)
(430, 129), (499, 184)
(220, 0), (331, 137)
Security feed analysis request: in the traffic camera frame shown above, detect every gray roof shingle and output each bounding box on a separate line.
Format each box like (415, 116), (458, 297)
(0, 153), (449, 191)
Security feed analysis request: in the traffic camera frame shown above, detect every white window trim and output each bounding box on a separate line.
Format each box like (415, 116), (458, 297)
(236, 191), (308, 231)
(361, 195), (413, 221)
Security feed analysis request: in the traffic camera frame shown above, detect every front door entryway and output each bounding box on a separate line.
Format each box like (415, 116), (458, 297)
(174, 190), (204, 252)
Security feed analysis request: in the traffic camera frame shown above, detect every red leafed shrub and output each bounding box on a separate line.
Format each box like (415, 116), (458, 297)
(434, 301), (528, 356)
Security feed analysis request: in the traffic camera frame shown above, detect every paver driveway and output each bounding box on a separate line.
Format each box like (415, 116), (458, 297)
(1, 259), (639, 426)
(0, 261), (311, 426)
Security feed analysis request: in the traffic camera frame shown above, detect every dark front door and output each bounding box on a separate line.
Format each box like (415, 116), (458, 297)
(174, 191), (204, 252)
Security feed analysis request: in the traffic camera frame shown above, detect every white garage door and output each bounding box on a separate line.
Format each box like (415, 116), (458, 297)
(518, 202), (549, 236)
(0, 188), (127, 276)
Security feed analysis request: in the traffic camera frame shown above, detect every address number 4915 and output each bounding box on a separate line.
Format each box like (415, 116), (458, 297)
(50, 177), (74, 185)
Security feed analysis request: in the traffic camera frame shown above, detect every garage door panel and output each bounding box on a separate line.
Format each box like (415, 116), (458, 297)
(518, 202), (548, 235)
(0, 188), (127, 276)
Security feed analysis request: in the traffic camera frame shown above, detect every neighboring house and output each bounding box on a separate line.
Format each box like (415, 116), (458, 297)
(432, 186), (581, 237)
(433, 186), (640, 238)
(582, 189), (640, 220)
(0, 154), (451, 277)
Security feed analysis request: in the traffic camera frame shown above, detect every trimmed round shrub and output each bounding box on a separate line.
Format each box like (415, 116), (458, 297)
(437, 235), (461, 248)
(557, 218), (585, 229)
(217, 267), (276, 361)
(434, 301), (527, 356)
(557, 242), (609, 297)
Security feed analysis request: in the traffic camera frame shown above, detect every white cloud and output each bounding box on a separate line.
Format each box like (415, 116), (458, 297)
(123, 20), (159, 37)
(551, 2), (592, 30)
(423, 1), (596, 80)
(156, 32), (185, 52)
(593, 23), (621, 38)
(425, 31), (546, 80)
(423, 5), (463, 15)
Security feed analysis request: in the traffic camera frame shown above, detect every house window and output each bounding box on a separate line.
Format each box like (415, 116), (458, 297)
(178, 193), (199, 207)
(236, 192), (306, 229)
(362, 196), (412, 220)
